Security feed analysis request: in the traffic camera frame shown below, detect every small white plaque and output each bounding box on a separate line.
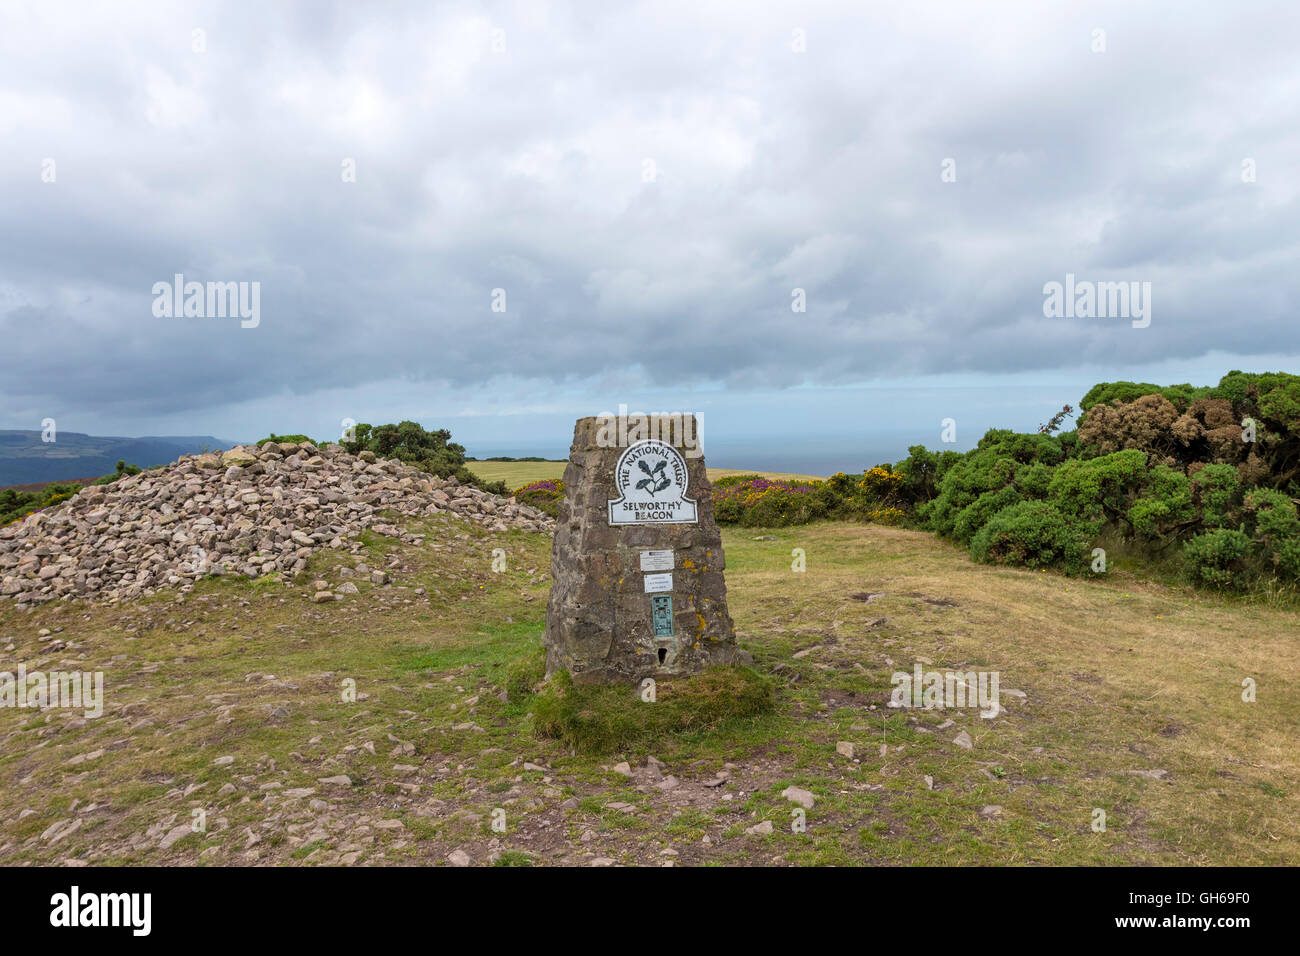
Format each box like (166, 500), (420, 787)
(639, 550), (674, 572)
(643, 572), (673, 593)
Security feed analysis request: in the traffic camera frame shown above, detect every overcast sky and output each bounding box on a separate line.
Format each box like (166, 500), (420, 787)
(2, 1), (1298, 471)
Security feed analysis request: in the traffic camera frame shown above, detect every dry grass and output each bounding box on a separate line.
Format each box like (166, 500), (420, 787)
(729, 523), (1300, 863)
(0, 517), (1295, 866)
(466, 461), (826, 490)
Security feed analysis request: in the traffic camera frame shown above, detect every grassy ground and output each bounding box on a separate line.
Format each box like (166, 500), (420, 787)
(469, 461), (826, 489)
(1, 517), (1296, 866)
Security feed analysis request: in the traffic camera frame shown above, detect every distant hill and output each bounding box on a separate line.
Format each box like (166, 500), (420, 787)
(0, 430), (239, 486)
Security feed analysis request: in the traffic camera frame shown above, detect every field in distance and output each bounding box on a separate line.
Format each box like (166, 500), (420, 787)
(468, 460), (826, 487)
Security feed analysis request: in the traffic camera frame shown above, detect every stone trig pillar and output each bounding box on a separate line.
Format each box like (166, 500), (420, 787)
(544, 414), (742, 683)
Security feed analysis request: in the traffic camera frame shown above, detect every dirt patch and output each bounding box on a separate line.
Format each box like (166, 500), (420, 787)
(900, 592), (959, 607)
(820, 688), (889, 710)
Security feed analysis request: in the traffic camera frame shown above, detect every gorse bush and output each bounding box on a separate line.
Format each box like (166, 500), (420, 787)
(2, 459), (147, 526)
(919, 430), (1066, 538)
(1126, 465), (1195, 543)
(713, 476), (834, 526)
(341, 420), (506, 493)
(1183, 529), (1253, 590)
(91, 460), (142, 485)
(889, 370), (1300, 597)
(1078, 371), (1300, 489)
(712, 467), (907, 527)
(1191, 464), (1243, 529)
(256, 434), (315, 447)
(968, 500), (1099, 573)
(892, 444), (963, 504)
(1047, 450), (1149, 525)
(1243, 488), (1300, 580)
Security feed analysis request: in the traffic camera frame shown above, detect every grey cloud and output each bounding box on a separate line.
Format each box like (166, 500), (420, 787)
(2, 0), (1298, 427)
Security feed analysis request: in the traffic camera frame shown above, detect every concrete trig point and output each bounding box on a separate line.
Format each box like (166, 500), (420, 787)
(544, 413), (743, 684)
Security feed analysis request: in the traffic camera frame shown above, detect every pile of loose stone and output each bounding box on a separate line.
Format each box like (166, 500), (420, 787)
(0, 441), (554, 607)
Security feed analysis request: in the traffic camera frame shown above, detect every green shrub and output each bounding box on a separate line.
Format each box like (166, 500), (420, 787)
(92, 460), (142, 485)
(1079, 380), (1209, 413)
(0, 488), (38, 525)
(1076, 372), (1300, 490)
(1126, 465), (1194, 542)
(893, 445), (962, 504)
(257, 433), (315, 447)
(1243, 488), (1300, 579)
(340, 420), (499, 491)
(921, 430), (1066, 538)
(1047, 450), (1148, 525)
(969, 500), (1098, 573)
(1, 481), (86, 526)
(1183, 529), (1253, 590)
(1191, 464), (1242, 528)
(951, 485), (1022, 543)
(1015, 461), (1056, 499)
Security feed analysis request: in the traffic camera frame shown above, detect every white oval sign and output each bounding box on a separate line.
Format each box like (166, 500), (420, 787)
(608, 440), (698, 525)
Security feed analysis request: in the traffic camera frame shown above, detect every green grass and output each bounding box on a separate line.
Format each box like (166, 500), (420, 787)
(529, 666), (778, 755)
(1, 512), (1297, 866)
(465, 461), (568, 487)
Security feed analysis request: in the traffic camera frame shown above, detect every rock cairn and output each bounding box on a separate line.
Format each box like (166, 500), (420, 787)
(0, 441), (553, 607)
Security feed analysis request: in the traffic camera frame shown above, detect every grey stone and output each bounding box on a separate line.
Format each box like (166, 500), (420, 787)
(160, 824), (194, 849)
(0, 439), (553, 606)
(1126, 769), (1169, 780)
(781, 786), (815, 809)
(543, 415), (741, 683)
